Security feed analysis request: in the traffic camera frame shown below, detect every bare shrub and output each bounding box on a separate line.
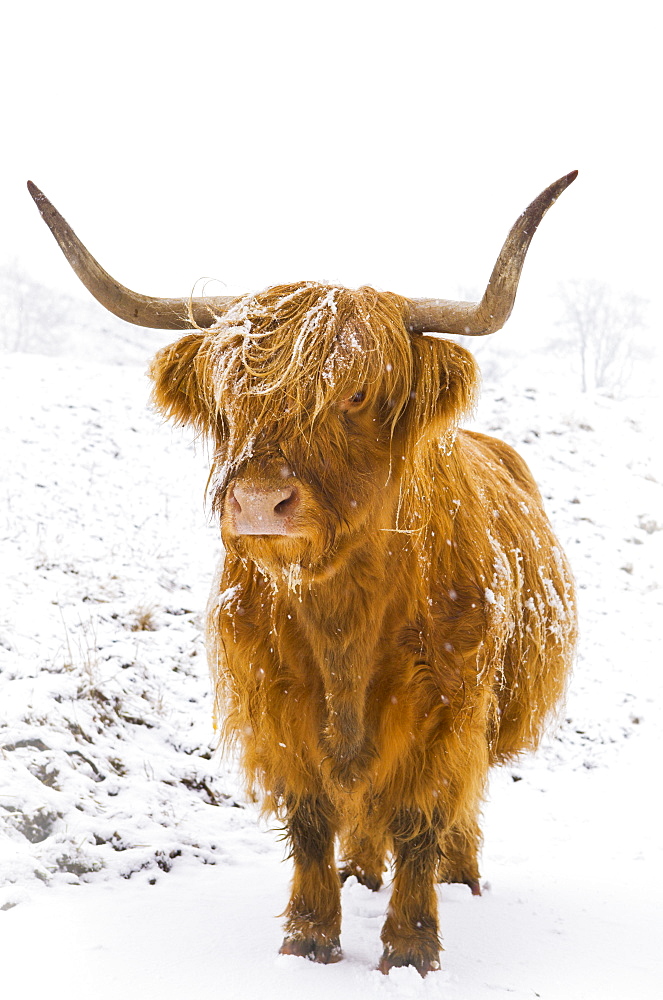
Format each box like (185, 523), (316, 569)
(553, 280), (648, 393)
(0, 260), (72, 353)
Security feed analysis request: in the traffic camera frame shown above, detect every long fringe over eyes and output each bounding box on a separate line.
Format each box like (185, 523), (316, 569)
(206, 283), (416, 434)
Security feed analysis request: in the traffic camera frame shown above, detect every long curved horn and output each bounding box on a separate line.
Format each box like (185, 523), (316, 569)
(27, 182), (236, 330)
(408, 170), (578, 336)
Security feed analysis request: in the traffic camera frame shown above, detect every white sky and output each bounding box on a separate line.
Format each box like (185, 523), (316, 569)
(2, 0), (660, 347)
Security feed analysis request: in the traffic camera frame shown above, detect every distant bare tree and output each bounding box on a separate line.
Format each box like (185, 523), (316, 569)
(0, 260), (72, 353)
(554, 280), (647, 393)
(0, 261), (166, 363)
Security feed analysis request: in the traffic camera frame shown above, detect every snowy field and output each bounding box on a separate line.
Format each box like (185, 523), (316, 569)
(1, 348), (661, 999)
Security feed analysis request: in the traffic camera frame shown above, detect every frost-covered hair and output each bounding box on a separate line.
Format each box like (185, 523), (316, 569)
(150, 279), (576, 804)
(150, 279), (478, 499)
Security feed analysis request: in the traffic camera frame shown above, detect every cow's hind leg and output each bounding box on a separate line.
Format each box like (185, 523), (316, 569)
(438, 819), (482, 896)
(279, 794), (342, 964)
(379, 810), (441, 976)
(339, 824), (388, 891)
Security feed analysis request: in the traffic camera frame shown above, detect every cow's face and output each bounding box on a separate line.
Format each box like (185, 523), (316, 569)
(212, 378), (403, 573)
(149, 283), (478, 573)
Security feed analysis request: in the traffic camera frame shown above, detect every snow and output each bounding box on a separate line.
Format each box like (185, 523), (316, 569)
(1, 350), (661, 998)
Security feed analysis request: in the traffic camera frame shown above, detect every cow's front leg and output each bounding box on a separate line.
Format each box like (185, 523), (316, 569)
(279, 794), (342, 963)
(379, 811), (442, 976)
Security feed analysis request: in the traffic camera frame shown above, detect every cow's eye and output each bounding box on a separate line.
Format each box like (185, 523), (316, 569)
(338, 390), (367, 413)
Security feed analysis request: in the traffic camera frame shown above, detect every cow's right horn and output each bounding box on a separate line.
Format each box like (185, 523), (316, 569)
(27, 181), (236, 331)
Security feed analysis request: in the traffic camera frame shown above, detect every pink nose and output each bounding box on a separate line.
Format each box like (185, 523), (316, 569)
(229, 484), (300, 535)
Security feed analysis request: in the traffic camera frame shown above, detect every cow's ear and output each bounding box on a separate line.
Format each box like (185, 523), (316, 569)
(149, 332), (217, 436)
(403, 337), (479, 442)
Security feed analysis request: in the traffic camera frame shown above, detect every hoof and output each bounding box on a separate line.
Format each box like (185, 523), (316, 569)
(339, 867), (383, 892)
(378, 949), (441, 977)
(438, 871), (482, 895)
(279, 936), (343, 964)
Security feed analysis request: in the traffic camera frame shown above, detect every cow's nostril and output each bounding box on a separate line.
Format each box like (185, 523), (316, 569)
(274, 489), (298, 515)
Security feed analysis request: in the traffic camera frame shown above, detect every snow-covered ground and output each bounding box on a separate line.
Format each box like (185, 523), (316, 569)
(1, 348), (661, 999)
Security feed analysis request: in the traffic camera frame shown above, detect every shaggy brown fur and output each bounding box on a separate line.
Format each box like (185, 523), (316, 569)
(149, 281), (576, 975)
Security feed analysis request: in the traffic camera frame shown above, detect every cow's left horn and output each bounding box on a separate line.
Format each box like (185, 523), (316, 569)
(27, 182), (236, 330)
(408, 170), (578, 336)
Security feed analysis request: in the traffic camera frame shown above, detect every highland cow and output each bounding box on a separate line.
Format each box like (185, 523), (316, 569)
(29, 174), (577, 975)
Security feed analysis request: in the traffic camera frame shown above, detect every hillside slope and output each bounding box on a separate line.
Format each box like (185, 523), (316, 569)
(1, 352), (661, 999)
